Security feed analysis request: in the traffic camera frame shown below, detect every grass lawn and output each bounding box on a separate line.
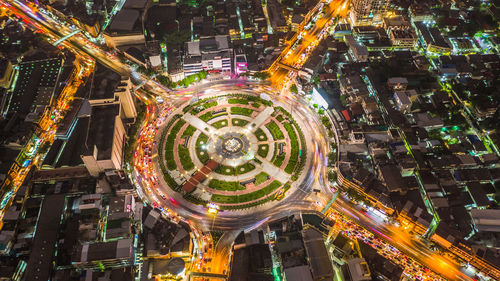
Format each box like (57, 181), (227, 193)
(257, 144), (269, 158)
(182, 125), (197, 138)
(196, 134), (209, 163)
(211, 119), (228, 129)
(232, 118), (249, 127)
(219, 197), (272, 210)
(254, 128), (268, 141)
(215, 163), (255, 175)
(273, 154), (285, 167)
(200, 111), (227, 122)
(254, 172), (270, 185)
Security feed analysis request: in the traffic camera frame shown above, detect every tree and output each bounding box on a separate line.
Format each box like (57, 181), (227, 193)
(328, 170), (337, 182)
(290, 84), (298, 94)
(136, 65), (154, 76)
(328, 152), (337, 167)
(340, 95), (348, 107)
(156, 75), (174, 88)
(198, 70), (207, 80)
(162, 30), (191, 46)
(253, 71), (270, 80)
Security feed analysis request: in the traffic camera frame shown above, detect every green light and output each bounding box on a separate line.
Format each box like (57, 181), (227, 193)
(272, 267), (282, 281)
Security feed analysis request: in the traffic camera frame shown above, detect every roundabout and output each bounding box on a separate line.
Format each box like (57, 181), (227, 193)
(133, 81), (331, 231)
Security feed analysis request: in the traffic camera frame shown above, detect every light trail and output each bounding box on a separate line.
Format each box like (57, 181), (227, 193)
(1, 1), (498, 280)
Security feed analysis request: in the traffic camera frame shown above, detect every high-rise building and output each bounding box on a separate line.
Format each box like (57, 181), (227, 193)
(350, 0), (388, 26)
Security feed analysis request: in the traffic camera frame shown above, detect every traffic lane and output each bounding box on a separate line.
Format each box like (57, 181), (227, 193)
(332, 199), (473, 281)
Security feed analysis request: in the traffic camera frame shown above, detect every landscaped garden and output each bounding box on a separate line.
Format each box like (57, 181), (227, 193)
(156, 93), (307, 210)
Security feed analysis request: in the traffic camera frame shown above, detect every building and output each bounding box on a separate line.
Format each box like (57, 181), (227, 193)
(183, 36), (232, 76)
(0, 58), (15, 89)
(87, 66), (137, 119)
(266, 0), (287, 33)
(470, 209), (500, 233)
(81, 104), (125, 176)
(409, 4), (433, 23)
(389, 28), (418, 49)
(414, 22), (451, 54)
(350, 0), (388, 26)
(387, 77), (408, 91)
(344, 35), (368, 62)
(5, 57), (64, 119)
(234, 50), (248, 74)
(72, 238), (135, 269)
(345, 258), (371, 281)
(311, 87), (332, 109)
(23, 195), (66, 281)
(393, 91), (412, 112)
(230, 230), (273, 281)
(105, 8), (145, 47)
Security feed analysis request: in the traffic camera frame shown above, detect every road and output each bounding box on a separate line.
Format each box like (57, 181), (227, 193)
(0, 0), (174, 98)
(329, 197), (477, 281)
(269, 0), (349, 88)
(133, 81), (330, 232)
(1, 0), (498, 280)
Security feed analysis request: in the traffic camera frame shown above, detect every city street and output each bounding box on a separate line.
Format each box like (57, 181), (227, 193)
(0, 0), (498, 280)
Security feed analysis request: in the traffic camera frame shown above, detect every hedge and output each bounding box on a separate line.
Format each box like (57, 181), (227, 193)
(265, 121), (284, 140)
(230, 107), (253, 117)
(208, 179), (244, 191)
(211, 180), (281, 204)
(178, 144), (195, 171)
(165, 119), (186, 170)
(283, 122), (299, 174)
(228, 98), (249, 105)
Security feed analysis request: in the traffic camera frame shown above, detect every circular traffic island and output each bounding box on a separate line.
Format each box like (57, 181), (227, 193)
(155, 92), (309, 211)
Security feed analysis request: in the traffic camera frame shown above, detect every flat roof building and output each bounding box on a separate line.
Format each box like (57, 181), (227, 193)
(471, 209), (500, 233)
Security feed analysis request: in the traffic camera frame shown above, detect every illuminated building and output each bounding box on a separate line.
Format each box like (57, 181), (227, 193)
(311, 87), (331, 109)
(81, 104), (126, 176)
(183, 36), (232, 76)
(349, 0), (389, 26)
(234, 51), (248, 74)
(5, 57), (64, 120)
(383, 16), (418, 49)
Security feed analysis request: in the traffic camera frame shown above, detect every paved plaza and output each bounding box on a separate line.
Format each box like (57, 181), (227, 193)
(154, 92), (310, 211)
